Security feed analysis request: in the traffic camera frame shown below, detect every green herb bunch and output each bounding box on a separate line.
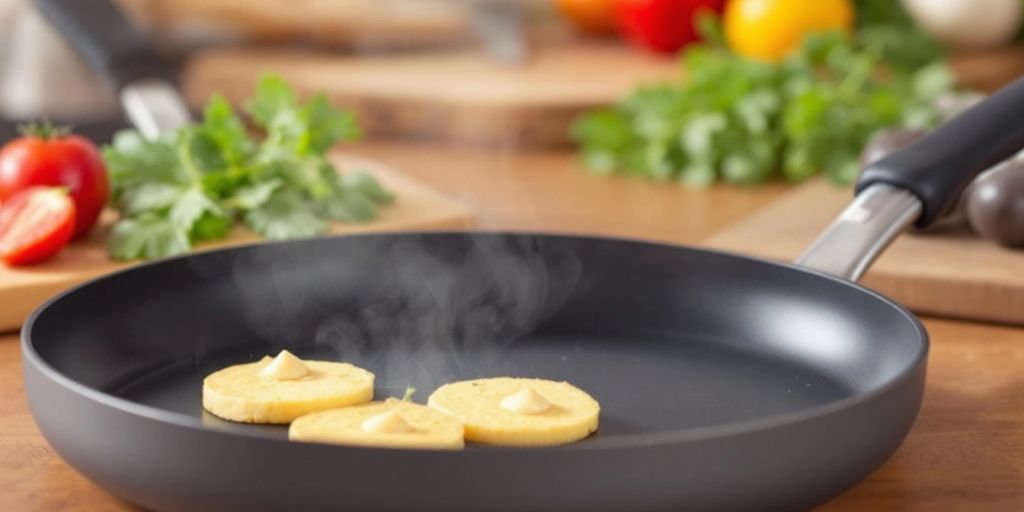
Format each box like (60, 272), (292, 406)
(571, 16), (954, 186)
(103, 75), (393, 260)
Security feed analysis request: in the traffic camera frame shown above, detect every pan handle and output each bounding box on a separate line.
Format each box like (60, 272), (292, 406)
(32, 0), (191, 139)
(32, 0), (164, 91)
(797, 75), (1024, 281)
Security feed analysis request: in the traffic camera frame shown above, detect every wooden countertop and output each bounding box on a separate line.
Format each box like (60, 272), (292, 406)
(2, 142), (1022, 511)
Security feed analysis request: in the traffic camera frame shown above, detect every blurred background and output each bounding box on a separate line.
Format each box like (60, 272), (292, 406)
(1, 0), (1024, 273)
(6, 5), (1024, 510)
(3, 0), (1022, 147)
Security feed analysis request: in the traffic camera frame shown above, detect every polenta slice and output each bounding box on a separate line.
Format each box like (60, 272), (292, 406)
(289, 398), (464, 450)
(202, 350), (374, 424)
(428, 377), (599, 447)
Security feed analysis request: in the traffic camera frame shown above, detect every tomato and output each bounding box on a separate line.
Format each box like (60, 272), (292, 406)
(0, 127), (109, 239)
(724, 0), (853, 62)
(0, 187), (75, 266)
(557, 0), (619, 34)
(617, 0), (725, 54)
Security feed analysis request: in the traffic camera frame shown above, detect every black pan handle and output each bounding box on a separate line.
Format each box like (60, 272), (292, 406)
(857, 75), (1024, 228)
(32, 0), (168, 90)
(800, 75), (1024, 281)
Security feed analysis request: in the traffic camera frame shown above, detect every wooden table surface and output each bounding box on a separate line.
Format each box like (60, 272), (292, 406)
(2, 142), (1022, 511)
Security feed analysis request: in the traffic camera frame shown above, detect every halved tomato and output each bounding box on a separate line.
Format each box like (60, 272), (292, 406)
(0, 127), (109, 239)
(0, 187), (76, 266)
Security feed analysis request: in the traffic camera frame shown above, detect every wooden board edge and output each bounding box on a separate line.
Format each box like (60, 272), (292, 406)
(183, 65), (590, 148)
(1, 215), (472, 334)
(702, 185), (1024, 327)
(0, 156), (472, 333)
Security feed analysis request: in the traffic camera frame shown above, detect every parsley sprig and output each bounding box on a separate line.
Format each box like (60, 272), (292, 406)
(572, 16), (954, 186)
(103, 75), (393, 260)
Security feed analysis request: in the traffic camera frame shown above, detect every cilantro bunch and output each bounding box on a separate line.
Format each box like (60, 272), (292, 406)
(103, 75), (393, 260)
(572, 19), (954, 186)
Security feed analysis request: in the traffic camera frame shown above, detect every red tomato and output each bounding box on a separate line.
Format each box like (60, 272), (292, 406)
(0, 130), (109, 239)
(0, 187), (76, 266)
(617, 0), (725, 54)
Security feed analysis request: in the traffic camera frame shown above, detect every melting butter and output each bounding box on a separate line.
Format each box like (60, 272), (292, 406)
(500, 387), (551, 415)
(362, 410), (415, 434)
(259, 350), (310, 380)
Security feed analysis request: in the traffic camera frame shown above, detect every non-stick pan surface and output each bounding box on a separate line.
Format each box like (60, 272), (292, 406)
(24, 233), (927, 512)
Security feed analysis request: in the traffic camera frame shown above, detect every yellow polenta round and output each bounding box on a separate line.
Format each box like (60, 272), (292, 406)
(428, 377), (599, 447)
(289, 399), (464, 450)
(202, 356), (374, 424)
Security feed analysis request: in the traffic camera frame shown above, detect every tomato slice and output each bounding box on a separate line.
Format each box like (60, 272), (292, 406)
(0, 187), (76, 266)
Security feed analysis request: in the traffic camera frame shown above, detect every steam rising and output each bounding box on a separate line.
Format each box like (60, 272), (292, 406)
(226, 234), (582, 391)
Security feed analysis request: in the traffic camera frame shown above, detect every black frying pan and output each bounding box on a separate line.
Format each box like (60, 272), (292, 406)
(23, 1), (1024, 510)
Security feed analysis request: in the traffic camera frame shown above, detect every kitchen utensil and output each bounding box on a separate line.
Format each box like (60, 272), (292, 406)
(23, 5), (1024, 506)
(0, 0), (122, 129)
(468, 0), (531, 64)
(32, 0), (189, 139)
(28, 0), (535, 141)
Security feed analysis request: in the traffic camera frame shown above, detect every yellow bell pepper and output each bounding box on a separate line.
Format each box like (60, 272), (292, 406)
(724, 0), (854, 61)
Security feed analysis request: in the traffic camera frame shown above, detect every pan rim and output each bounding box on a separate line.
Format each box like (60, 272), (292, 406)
(21, 230), (929, 454)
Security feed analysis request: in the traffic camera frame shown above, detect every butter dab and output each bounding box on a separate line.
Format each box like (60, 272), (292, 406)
(429, 378), (598, 446)
(500, 387), (551, 415)
(361, 410), (416, 434)
(290, 400), (463, 449)
(203, 356), (374, 424)
(259, 350), (310, 381)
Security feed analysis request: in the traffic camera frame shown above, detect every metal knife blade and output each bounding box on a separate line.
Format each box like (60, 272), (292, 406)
(468, 0), (530, 64)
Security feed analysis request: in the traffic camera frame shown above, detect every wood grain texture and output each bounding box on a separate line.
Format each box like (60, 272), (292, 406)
(345, 142), (792, 242)
(0, 154), (471, 332)
(948, 44), (1024, 93)
(1, 142), (1021, 511)
(4, 318), (1023, 511)
(120, 0), (556, 49)
(182, 42), (681, 148)
(119, 0), (472, 48)
(181, 42), (1024, 150)
(705, 179), (1024, 325)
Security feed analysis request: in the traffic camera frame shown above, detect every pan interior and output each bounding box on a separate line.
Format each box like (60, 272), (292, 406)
(27, 233), (924, 445)
(112, 333), (854, 441)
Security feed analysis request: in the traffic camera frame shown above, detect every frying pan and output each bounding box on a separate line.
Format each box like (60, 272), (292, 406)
(23, 1), (1024, 510)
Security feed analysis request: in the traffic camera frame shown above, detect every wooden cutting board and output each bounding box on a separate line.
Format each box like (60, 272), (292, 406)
(182, 41), (681, 148)
(120, 0), (472, 48)
(704, 179), (1024, 326)
(183, 40), (1024, 149)
(0, 155), (471, 332)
